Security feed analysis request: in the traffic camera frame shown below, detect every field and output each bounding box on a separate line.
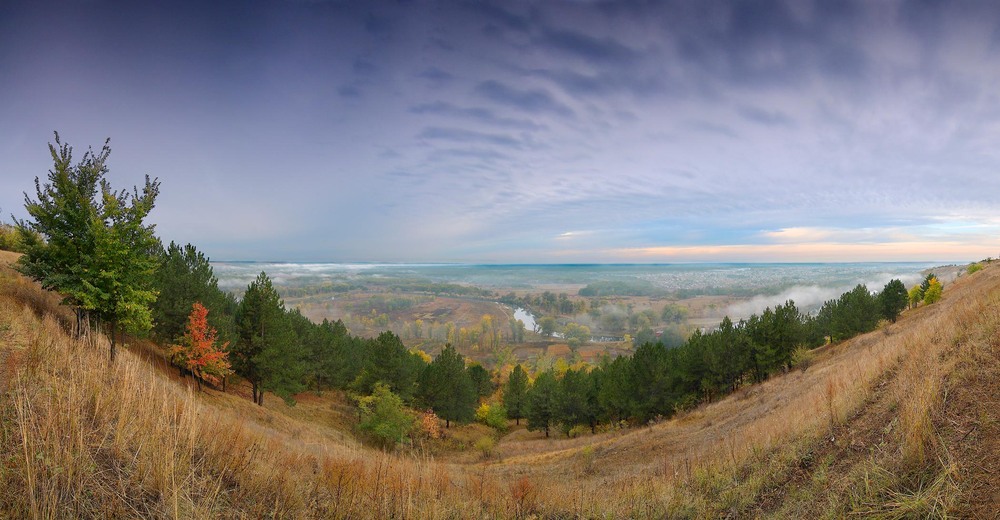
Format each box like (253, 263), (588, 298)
(1, 251), (997, 518)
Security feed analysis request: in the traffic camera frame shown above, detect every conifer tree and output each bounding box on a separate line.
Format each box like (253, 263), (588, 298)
(235, 272), (303, 406)
(504, 364), (529, 425)
(525, 370), (559, 437)
(878, 279), (909, 322)
(416, 344), (476, 427)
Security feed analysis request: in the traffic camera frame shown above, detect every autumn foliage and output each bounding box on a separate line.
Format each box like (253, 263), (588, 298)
(170, 302), (232, 389)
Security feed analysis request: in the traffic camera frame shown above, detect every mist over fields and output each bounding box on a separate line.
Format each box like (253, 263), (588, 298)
(212, 261), (940, 320)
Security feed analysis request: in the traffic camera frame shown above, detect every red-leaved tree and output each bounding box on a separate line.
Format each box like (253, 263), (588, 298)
(170, 302), (232, 391)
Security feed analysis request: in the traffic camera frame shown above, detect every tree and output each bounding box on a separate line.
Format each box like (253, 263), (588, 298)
(90, 174), (161, 362)
(525, 370), (558, 437)
(563, 322), (591, 348)
(234, 272), (303, 406)
(354, 331), (423, 402)
(467, 363), (494, 398)
(358, 383), (415, 449)
(151, 241), (235, 345)
(169, 302), (232, 391)
(908, 285), (924, 309)
(539, 316), (559, 337)
(416, 344), (476, 427)
(923, 278), (943, 304)
(878, 279), (908, 322)
(16, 133), (160, 361)
(504, 364), (529, 425)
(16, 133), (104, 337)
(556, 368), (591, 436)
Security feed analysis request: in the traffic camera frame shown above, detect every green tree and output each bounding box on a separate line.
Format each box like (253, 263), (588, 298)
(88, 174), (161, 361)
(923, 278), (943, 304)
(467, 363), (494, 398)
(16, 133), (104, 337)
(878, 279), (908, 322)
(416, 344), (476, 427)
(358, 383), (415, 449)
(354, 331), (424, 401)
(504, 364), (529, 425)
(234, 272), (303, 406)
(17, 133), (161, 361)
(539, 316), (558, 337)
(908, 285), (924, 309)
(525, 370), (559, 437)
(555, 368), (591, 436)
(151, 241), (236, 345)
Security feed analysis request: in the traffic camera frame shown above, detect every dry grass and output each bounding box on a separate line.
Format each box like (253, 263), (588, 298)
(1, 252), (997, 518)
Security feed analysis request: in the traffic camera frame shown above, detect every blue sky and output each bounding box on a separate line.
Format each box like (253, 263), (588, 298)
(3, 0), (1000, 263)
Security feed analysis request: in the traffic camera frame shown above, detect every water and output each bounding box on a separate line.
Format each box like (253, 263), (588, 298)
(512, 307), (538, 332)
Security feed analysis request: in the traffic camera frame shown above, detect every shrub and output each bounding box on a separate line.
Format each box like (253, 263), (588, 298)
(474, 436), (496, 460)
(967, 263), (983, 275)
(476, 402), (509, 432)
(790, 345), (814, 372)
(358, 383), (415, 449)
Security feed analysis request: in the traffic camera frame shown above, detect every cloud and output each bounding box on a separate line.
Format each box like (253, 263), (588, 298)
(417, 126), (527, 149)
(536, 27), (640, 64)
(410, 101), (544, 130)
(474, 80), (575, 118)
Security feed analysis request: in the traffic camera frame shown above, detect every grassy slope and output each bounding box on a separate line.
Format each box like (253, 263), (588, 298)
(0, 249), (996, 518)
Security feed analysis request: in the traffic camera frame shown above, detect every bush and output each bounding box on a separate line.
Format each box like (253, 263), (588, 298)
(357, 383), (415, 449)
(475, 402), (508, 432)
(0, 224), (26, 253)
(967, 263), (983, 275)
(474, 436), (496, 460)
(790, 345), (814, 372)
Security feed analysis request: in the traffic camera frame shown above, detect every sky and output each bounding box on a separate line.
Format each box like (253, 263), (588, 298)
(3, 0), (1000, 263)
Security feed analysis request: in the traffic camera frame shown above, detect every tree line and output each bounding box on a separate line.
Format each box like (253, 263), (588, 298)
(508, 279), (912, 437)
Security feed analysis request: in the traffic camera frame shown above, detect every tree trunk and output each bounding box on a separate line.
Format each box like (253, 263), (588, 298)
(222, 377), (227, 393)
(258, 392), (264, 406)
(516, 417), (520, 426)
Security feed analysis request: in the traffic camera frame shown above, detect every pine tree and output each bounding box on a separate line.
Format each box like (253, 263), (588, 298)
(416, 344), (476, 427)
(504, 364), (529, 425)
(525, 370), (558, 437)
(151, 241), (235, 345)
(878, 279), (909, 322)
(234, 272), (303, 406)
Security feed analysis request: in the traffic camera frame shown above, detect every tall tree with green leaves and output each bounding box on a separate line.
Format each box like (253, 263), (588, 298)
(878, 279), (909, 322)
(234, 272), (303, 406)
(504, 364), (529, 425)
(16, 133), (106, 336)
(416, 344), (476, 427)
(16, 133), (160, 361)
(354, 331), (424, 401)
(90, 175), (161, 361)
(151, 241), (235, 344)
(525, 370), (559, 437)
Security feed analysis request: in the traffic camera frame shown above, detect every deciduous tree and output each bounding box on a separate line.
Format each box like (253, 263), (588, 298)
(170, 302), (232, 391)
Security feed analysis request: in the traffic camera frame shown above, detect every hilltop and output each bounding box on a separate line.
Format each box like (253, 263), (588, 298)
(0, 249), (997, 518)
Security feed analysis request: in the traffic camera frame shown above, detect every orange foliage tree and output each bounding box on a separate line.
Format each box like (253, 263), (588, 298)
(170, 302), (232, 390)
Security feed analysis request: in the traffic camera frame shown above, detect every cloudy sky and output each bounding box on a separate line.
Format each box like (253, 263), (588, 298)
(3, 0), (1000, 263)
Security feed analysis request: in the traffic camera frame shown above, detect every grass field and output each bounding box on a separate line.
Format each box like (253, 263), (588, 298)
(1, 249), (996, 518)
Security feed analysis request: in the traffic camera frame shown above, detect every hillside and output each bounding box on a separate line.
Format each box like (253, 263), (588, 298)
(1, 249), (997, 518)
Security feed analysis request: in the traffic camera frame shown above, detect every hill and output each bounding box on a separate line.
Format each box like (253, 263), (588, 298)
(1, 249), (997, 518)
